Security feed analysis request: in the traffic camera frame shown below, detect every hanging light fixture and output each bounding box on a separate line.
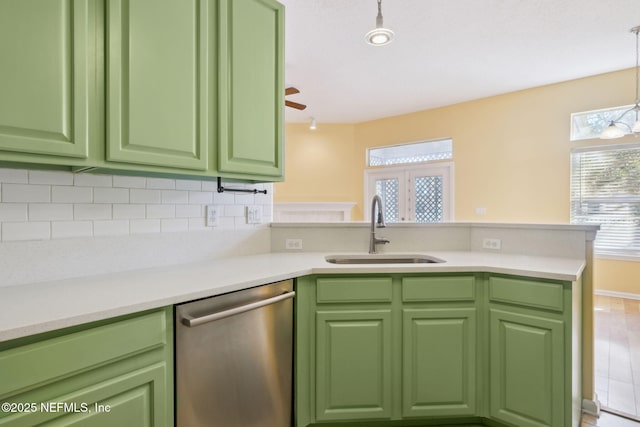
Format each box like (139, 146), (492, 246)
(365, 0), (394, 46)
(309, 117), (317, 130)
(600, 25), (640, 139)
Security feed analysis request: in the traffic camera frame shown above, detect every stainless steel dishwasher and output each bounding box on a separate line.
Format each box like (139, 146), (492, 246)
(175, 280), (294, 427)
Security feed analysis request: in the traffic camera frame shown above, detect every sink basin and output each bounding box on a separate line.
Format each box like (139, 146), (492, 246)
(325, 254), (445, 264)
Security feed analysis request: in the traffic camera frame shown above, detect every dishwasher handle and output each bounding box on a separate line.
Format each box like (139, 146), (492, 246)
(181, 290), (295, 328)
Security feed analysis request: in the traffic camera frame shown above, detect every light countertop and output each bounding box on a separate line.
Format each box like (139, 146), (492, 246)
(0, 251), (586, 342)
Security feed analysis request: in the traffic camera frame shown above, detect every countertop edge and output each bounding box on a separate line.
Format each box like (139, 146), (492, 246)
(0, 251), (586, 343)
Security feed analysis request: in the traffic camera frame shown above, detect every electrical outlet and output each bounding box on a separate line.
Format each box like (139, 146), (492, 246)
(475, 207), (487, 216)
(482, 238), (502, 250)
(285, 239), (303, 250)
(246, 205), (263, 224)
(206, 205), (219, 227)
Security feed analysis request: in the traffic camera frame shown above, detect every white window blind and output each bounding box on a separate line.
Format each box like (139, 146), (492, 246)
(571, 144), (640, 257)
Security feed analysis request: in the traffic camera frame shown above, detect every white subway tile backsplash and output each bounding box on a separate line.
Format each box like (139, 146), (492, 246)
(94, 187), (129, 204)
(130, 219), (161, 234)
(74, 204), (112, 220)
(0, 171), (272, 242)
(2, 222), (50, 241)
(0, 168), (28, 183)
(52, 221), (93, 239)
(188, 217), (208, 230)
(176, 205), (201, 218)
(0, 204), (28, 221)
(201, 180), (217, 192)
(113, 175), (146, 189)
(213, 191), (235, 204)
(146, 177), (175, 190)
(147, 204), (175, 219)
(94, 220), (130, 237)
(189, 191), (213, 205)
(2, 184), (50, 203)
(224, 205), (245, 217)
(29, 170), (74, 185)
(130, 189), (161, 204)
(161, 218), (189, 233)
(113, 204), (146, 219)
(162, 190), (188, 204)
(74, 173), (112, 187)
(29, 204), (73, 221)
(234, 193), (255, 205)
(176, 179), (201, 191)
(52, 186), (93, 203)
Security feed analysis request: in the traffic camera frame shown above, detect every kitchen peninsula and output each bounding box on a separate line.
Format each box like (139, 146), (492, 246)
(0, 222), (597, 427)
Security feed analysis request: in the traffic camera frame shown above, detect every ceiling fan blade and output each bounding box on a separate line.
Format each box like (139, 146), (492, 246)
(285, 87), (300, 96)
(285, 100), (307, 110)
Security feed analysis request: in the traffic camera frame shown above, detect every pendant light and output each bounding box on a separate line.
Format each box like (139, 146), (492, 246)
(365, 0), (394, 46)
(309, 117), (317, 130)
(600, 25), (640, 139)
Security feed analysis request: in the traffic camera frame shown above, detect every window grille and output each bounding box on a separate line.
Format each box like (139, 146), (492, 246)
(571, 105), (638, 141)
(571, 144), (640, 257)
(368, 139), (452, 166)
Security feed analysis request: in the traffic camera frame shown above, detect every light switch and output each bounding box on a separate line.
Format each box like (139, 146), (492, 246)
(246, 206), (263, 224)
(206, 205), (220, 227)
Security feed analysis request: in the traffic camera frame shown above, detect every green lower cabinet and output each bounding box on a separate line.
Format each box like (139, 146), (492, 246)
(316, 310), (393, 422)
(0, 308), (173, 427)
(295, 273), (579, 427)
(402, 308), (476, 418)
(489, 308), (565, 427)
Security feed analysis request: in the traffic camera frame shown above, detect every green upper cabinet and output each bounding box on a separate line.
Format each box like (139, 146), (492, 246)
(0, 0), (285, 182)
(218, 0), (284, 179)
(106, 0), (210, 171)
(0, 0), (93, 159)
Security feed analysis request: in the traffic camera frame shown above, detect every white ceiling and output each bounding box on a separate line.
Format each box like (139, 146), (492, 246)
(281, 0), (640, 124)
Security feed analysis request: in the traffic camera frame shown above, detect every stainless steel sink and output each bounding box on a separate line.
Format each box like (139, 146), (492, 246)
(325, 254), (445, 264)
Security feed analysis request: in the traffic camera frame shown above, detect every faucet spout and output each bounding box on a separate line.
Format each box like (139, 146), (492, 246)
(369, 195), (390, 254)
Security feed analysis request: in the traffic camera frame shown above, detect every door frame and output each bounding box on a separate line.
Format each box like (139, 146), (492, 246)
(364, 162), (454, 222)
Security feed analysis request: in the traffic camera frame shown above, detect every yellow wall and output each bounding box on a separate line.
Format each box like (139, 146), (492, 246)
(275, 68), (640, 295)
(595, 258), (640, 294)
(275, 123), (363, 219)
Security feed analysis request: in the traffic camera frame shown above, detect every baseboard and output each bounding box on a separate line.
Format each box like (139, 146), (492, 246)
(594, 289), (640, 300)
(582, 397), (601, 417)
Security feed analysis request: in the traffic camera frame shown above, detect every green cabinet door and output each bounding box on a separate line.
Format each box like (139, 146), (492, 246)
(0, 308), (173, 427)
(218, 0), (284, 179)
(106, 0), (210, 171)
(0, 0), (93, 159)
(489, 308), (565, 427)
(315, 309), (393, 422)
(402, 308), (477, 417)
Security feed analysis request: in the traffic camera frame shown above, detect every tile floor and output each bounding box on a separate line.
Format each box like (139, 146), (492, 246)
(594, 295), (640, 421)
(582, 412), (640, 426)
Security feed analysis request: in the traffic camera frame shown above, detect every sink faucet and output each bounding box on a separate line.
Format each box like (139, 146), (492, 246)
(369, 195), (390, 254)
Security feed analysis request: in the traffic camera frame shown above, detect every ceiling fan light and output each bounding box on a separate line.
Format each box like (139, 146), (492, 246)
(600, 122), (626, 139)
(366, 28), (394, 46)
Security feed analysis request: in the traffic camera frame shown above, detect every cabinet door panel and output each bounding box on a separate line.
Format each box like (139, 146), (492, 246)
(489, 308), (564, 427)
(316, 310), (392, 421)
(218, 0), (284, 178)
(402, 308), (476, 417)
(0, 0), (90, 158)
(107, 0), (208, 170)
